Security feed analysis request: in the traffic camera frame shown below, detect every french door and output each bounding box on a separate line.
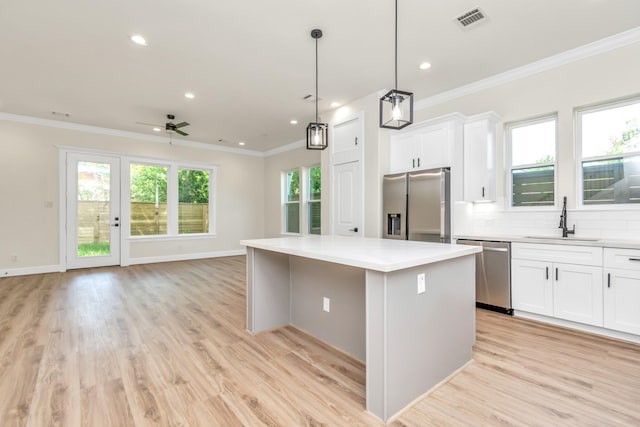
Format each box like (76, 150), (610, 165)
(66, 153), (121, 269)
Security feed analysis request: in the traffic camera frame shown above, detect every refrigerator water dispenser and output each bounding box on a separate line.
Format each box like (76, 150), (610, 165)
(387, 214), (401, 235)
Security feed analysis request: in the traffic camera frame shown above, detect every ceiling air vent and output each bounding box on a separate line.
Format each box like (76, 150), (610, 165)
(455, 7), (487, 29)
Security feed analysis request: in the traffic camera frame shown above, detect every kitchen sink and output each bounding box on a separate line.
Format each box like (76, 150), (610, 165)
(524, 236), (600, 242)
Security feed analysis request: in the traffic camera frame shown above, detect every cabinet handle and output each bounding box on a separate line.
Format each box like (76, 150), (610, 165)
(355, 137), (358, 146)
(482, 186), (485, 198)
(629, 258), (640, 262)
(417, 158), (420, 167)
(545, 266), (549, 280)
(607, 273), (611, 288)
(412, 159), (415, 168)
(555, 267), (558, 281)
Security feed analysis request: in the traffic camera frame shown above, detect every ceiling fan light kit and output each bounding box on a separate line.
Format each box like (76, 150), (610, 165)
(379, 0), (413, 130)
(165, 114), (190, 136)
(306, 28), (328, 150)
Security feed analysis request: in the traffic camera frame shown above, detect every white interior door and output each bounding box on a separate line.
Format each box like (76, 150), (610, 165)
(332, 160), (361, 236)
(66, 153), (121, 269)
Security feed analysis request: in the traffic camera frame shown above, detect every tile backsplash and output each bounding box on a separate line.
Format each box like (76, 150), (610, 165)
(456, 202), (640, 240)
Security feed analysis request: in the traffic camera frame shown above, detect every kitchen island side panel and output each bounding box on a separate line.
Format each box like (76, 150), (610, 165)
(290, 255), (366, 360)
(247, 247), (292, 333)
(385, 255), (476, 417)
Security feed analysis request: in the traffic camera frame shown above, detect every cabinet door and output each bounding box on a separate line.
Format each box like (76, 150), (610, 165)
(463, 115), (498, 202)
(553, 263), (603, 327)
(512, 259), (553, 315)
(604, 269), (640, 335)
(415, 125), (450, 170)
(389, 133), (419, 173)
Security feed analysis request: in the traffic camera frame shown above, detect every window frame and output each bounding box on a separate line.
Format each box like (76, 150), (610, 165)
(281, 165), (321, 236)
(505, 114), (559, 210)
(123, 157), (217, 239)
(282, 168), (301, 235)
(576, 95), (640, 210)
(307, 165), (321, 235)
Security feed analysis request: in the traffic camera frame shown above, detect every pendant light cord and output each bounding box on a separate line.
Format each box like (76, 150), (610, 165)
(394, 0), (398, 91)
(315, 36), (319, 122)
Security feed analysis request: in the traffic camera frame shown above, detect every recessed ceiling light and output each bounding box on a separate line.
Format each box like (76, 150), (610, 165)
(131, 34), (148, 46)
(152, 127), (161, 132)
(330, 102), (340, 108)
(419, 62), (432, 70)
(290, 120), (298, 125)
(238, 141), (246, 146)
(184, 92), (195, 99)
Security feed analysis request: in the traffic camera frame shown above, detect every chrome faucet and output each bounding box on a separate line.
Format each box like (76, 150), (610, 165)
(559, 196), (575, 238)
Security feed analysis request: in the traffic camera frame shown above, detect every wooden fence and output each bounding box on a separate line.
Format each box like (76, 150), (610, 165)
(77, 201), (208, 243)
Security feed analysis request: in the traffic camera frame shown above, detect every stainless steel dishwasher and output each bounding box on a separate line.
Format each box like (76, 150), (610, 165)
(457, 239), (512, 315)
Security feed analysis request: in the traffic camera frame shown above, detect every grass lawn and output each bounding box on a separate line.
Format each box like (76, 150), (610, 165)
(78, 242), (110, 256)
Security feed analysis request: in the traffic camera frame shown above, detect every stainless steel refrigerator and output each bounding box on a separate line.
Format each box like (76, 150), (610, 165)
(382, 168), (451, 243)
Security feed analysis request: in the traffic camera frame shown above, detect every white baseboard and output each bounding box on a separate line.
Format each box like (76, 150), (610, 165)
(1, 264), (64, 278)
(0, 250), (247, 278)
(126, 249), (246, 266)
(514, 310), (640, 345)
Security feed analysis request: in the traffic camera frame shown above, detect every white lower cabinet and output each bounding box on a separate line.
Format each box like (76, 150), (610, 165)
(511, 259), (553, 316)
(604, 248), (640, 335)
(512, 243), (603, 327)
(553, 263), (603, 326)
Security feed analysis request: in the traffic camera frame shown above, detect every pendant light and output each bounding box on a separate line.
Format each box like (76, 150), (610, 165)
(379, 0), (413, 130)
(306, 29), (328, 150)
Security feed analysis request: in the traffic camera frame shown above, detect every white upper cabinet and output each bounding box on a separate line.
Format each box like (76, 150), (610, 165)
(388, 114), (463, 174)
(463, 112), (501, 202)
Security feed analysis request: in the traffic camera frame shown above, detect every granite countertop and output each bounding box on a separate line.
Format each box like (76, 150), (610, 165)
(454, 234), (640, 250)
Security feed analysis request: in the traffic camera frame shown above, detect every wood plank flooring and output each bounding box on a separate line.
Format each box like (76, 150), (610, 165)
(0, 256), (638, 426)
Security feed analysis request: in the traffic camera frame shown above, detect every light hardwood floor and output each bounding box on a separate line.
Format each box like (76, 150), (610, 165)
(0, 256), (638, 426)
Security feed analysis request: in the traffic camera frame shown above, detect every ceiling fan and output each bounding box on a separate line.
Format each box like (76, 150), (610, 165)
(136, 114), (190, 136)
(164, 114), (190, 136)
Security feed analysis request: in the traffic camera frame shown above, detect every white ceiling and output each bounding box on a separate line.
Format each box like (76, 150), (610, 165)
(1, 0), (639, 152)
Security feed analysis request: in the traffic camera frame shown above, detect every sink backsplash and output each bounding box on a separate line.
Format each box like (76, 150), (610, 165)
(456, 203), (640, 240)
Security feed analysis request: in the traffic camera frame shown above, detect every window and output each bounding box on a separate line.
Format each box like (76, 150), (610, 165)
(578, 98), (640, 205)
(282, 166), (321, 235)
(308, 166), (321, 234)
(507, 116), (557, 207)
(178, 168), (210, 234)
(130, 164), (168, 235)
(128, 160), (215, 237)
(284, 170), (300, 233)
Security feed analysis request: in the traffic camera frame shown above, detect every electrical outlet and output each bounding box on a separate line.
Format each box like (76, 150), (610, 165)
(323, 297), (330, 312)
(10, 255), (17, 262)
(417, 273), (426, 294)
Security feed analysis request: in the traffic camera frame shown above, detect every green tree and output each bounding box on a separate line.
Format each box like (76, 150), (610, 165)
(130, 165), (167, 202)
(178, 169), (209, 203)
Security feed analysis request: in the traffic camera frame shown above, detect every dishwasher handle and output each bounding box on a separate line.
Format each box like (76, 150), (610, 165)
(481, 247), (509, 252)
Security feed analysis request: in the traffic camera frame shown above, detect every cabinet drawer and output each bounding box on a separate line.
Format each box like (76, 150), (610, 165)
(512, 243), (602, 266)
(604, 248), (640, 271)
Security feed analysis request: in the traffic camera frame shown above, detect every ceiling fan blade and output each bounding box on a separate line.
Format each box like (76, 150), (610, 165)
(174, 121), (190, 128)
(175, 129), (189, 136)
(136, 121), (162, 127)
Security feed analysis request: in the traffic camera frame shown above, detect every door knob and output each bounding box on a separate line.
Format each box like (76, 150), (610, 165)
(349, 227), (359, 232)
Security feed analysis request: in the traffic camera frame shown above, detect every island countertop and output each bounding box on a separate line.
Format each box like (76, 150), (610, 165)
(240, 235), (481, 272)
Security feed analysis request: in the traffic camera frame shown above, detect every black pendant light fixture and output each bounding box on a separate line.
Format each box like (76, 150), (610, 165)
(379, 0), (413, 130)
(306, 29), (328, 150)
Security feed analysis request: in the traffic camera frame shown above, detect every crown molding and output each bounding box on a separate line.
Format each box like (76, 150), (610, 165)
(0, 112), (265, 157)
(415, 26), (640, 111)
(263, 139), (306, 157)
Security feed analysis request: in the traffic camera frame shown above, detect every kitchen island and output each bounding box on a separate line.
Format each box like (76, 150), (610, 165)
(240, 235), (481, 422)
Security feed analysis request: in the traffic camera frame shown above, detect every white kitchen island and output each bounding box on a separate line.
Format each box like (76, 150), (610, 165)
(240, 235), (481, 422)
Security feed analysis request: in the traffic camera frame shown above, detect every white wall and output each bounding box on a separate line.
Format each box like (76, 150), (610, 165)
(0, 119), (265, 274)
(388, 41), (640, 239)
